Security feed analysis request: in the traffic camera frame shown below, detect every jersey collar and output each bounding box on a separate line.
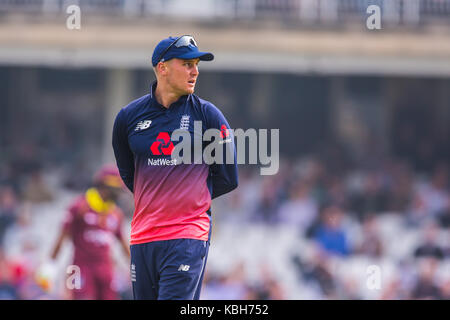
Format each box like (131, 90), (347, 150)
(149, 81), (190, 110)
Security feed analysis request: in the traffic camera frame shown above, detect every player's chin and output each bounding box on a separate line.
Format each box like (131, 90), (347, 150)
(185, 85), (195, 94)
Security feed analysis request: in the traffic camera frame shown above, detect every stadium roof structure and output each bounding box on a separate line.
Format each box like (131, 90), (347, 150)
(0, 18), (449, 77)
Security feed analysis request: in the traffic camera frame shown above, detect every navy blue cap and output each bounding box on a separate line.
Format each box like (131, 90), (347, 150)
(151, 36), (214, 67)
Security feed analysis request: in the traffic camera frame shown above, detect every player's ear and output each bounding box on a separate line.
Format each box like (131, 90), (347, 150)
(158, 61), (168, 76)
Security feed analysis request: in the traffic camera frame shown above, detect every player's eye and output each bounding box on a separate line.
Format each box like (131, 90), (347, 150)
(184, 61), (198, 67)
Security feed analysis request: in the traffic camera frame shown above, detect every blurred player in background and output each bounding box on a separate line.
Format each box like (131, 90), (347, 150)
(112, 35), (238, 300)
(50, 165), (130, 300)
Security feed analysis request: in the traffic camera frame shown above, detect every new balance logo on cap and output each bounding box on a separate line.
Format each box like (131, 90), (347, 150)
(135, 120), (152, 131)
(178, 264), (190, 272)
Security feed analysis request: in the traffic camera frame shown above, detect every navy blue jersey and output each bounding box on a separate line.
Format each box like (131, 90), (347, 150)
(112, 82), (238, 244)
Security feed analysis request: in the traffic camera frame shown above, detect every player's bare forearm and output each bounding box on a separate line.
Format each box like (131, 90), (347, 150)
(50, 230), (68, 260)
(121, 237), (131, 258)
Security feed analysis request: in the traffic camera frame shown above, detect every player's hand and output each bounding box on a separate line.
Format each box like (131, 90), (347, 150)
(35, 261), (57, 292)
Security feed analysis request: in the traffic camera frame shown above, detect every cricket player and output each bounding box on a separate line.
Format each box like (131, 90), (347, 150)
(51, 165), (130, 300)
(112, 35), (238, 300)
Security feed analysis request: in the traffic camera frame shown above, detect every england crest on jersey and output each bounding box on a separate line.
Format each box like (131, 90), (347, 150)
(179, 115), (190, 130)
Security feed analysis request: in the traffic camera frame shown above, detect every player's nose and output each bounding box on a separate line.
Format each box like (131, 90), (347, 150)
(191, 65), (199, 76)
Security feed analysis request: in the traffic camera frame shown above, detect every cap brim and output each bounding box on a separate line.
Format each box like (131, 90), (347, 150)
(176, 51), (214, 61)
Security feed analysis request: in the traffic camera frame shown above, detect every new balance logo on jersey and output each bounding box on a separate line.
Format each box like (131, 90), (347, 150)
(135, 120), (152, 131)
(178, 264), (190, 272)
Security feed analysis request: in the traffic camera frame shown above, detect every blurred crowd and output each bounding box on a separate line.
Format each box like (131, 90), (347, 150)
(210, 137), (450, 299)
(0, 137), (449, 299)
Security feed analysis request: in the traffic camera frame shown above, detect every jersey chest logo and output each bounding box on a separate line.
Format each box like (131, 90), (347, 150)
(179, 115), (190, 130)
(135, 120), (152, 131)
(150, 132), (174, 155)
